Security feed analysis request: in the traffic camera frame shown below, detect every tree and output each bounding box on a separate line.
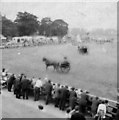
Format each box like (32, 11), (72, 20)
(51, 19), (68, 37)
(39, 17), (52, 36)
(2, 16), (18, 37)
(15, 12), (39, 36)
(39, 18), (68, 38)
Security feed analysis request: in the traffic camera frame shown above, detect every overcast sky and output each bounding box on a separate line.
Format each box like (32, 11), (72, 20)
(1, 1), (117, 30)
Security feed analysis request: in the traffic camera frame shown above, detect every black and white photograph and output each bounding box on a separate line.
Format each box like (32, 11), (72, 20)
(0, 0), (118, 119)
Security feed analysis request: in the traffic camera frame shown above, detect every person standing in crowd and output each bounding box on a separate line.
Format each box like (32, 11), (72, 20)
(59, 85), (69, 111)
(21, 75), (31, 99)
(86, 96), (93, 113)
(1, 68), (8, 86)
(31, 76), (37, 87)
(78, 91), (89, 114)
(44, 80), (53, 105)
(42, 76), (48, 88)
(70, 106), (86, 120)
(7, 74), (16, 92)
(54, 83), (61, 107)
(115, 105), (119, 120)
(2, 68), (7, 78)
(13, 73), (24, 94)
(91, 97), (100, 117)
(69, 87), (77, 110)
(13, 75), (21, 99)
(34, 78), (42, 101)
(19, 73), (24, 82)
(95, 100), (108, 119)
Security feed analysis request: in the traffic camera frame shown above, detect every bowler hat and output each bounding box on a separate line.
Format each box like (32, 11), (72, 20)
(38, 105), (44, 110)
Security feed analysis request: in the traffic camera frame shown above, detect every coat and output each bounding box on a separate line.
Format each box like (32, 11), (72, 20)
(115, 108), (119, 120)
(44, 82), (53, 95)
(54, 87), (61, 98)
(14, 79), (21, 90)
(8, 75), (15, 84)
(71, 112), (86, 120)
(78, 92), (88, 106)
(69, 90), (77, 99)
(60, 87), (69, 100)
(21, 79), (31, 90)
(91, 99), (100, 114)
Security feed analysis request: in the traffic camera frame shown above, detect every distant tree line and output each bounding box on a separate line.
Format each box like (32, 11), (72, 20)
(2, 11), (68, 38)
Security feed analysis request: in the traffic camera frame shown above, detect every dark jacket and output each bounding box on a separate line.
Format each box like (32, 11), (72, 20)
(21, 79), (31, 89)
(14, 79), (21, 90)
(71, 112), (86, 120)
(115, 108), (119, 120)
(81, 92), (88, 100)
(8, 75), (15, 84)
(91, 99), (100, 113)
(44, 82), (53, 95)
(60, 87), (69, 100)
(79, 92), (88, 105)
(54, 87), (61, 98)
(69, 90), (77, 99)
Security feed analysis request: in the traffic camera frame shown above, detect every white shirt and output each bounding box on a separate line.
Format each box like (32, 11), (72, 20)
(32, 78), (37, 86)
(34, 80), (42, 88)
(97, 103), (106, 118)
(2, 72), (6, 77)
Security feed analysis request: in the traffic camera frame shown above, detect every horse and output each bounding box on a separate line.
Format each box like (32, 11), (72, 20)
(42, 57), (59, 70)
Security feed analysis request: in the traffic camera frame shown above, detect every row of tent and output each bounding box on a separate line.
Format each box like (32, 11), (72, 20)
(7, 36), (60, 45)
(0, 35), (67, 48)
(1, 34), (115, 46)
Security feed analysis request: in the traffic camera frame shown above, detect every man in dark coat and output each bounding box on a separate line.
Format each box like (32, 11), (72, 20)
(59, 85), (69, 110)
(13, 76), (22, 99)
(70, 106), (86, 120)
(115, 105), (119, 120)
(69, 87), (77, 110)
(44, 80), (53, 105)
(21, 76), (31, 99)
(78, 92), (89, 114)
(13, 76), (18, 94)
(7, 74), (16, 92)
(14, 74), (24, 96)
(91, 97), (100, 117)
(54, 83), (61, 107)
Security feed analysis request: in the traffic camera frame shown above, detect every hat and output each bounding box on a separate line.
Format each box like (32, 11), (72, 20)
(66, 107), (71, 113)
(71, 87), (75, 90)
(64, 57), (67, 59)
(38, 105), (44, 110)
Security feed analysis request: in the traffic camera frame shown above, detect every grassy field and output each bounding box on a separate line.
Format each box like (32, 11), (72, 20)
(2, 42), (117, 101)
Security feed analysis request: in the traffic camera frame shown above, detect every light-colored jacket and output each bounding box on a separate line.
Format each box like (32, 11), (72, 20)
(97, 103), (106, 118)
(34, 80), (42, 88)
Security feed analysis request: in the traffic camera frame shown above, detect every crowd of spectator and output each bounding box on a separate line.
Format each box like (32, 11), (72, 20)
(1, 68), (119, 120)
